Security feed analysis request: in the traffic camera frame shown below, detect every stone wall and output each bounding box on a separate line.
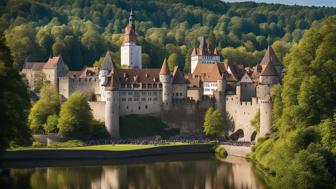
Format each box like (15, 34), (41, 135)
(225, 95), (259, 141)
(89, 101), (106, 122)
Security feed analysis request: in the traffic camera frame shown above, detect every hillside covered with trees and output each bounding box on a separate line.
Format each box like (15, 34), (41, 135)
(250, 16), (336, 188)
(1, 0), (336, 71)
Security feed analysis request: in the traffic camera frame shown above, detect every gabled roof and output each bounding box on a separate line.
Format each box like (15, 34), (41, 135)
(101, 51), (115, 70)
(172, 66), (187, 84)
(192, 63), (226, 82)
(260, 45), (281, 67)
(260, 62), (279, 76)
(43, 55), (62, 69)
(104, 69), (119, 91)
(240, 73), (253, 83)
(160, 58), (170, 75)
(23, 62), (44, 70)
(117, 68), (161, 85)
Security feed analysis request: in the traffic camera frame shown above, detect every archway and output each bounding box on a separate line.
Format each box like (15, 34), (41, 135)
(230, 129), (244, 141)
(250, 131), (257, 142)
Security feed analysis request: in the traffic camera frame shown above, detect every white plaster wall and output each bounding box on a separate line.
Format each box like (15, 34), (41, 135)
(203, 82), (217, 96)
(121, 44), (142, 69)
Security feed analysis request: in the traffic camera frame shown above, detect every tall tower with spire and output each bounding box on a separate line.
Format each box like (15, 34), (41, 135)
(190, 36), (220, 73)
(120, 10), (142, 69)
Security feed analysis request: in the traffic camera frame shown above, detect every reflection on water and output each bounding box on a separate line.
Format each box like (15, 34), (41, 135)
(0, 155), (265, 189)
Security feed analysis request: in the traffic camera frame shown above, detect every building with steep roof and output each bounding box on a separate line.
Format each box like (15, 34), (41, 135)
(190, 36), (220, 73)
(22, 55), (67, 90)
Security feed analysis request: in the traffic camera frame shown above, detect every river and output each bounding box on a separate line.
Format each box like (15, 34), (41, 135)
(0, 154), (267, 189)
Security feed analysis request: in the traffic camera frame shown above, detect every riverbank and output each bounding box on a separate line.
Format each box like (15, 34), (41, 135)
(220, 144), (252, 157)
(1, 144), (214, 161)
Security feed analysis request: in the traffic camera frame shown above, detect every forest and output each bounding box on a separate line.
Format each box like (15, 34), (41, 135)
(1, 0), (336, 71)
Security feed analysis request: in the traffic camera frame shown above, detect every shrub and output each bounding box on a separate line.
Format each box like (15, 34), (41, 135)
(48, 140), (84, 148)
(32, 141), (45, 147)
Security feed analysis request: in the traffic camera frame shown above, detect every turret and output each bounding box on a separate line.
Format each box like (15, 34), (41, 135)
(103, 69), (120, 138)
(121, 10), (142, 68)
(99, 52), (115, 101)
(159, 58), (172, 109)
(259, 95), (272, 137)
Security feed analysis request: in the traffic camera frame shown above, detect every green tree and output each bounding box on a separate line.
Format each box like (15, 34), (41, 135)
(167, 53), (179, 71)
(28, 84), (60, 133)
(57, 92), (93, 139)
(44, 114), (58, 133)
(203, 107), (223, 137)
(250, 109), (260, 132)
(33, 72), (49, 93)
(0, 33), (31, 150)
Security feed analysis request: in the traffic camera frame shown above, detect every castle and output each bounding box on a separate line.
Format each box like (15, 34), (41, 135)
(22, 11), (282, 141)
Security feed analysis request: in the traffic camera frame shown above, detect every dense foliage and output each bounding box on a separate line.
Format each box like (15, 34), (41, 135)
(251, 16), (336, 188)
(203, 107), (223, 137)
(28, 84), (60, 133)
(57, 92), (93, 139)
(0, 32), (31, 150)
(1, 0), (336, 71)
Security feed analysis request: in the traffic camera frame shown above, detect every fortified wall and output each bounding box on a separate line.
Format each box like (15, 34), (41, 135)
(59, 77), (100, 99)
(225, 94), (259, 141)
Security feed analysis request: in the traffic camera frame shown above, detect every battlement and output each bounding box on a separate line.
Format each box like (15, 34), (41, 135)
(59, 76), (99, 83)
(226, 95), (259, 106)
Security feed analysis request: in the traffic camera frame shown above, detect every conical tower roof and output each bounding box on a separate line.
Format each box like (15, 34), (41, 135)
(260, 45), (281, 66)
(101, 51), (114, 70)
(160, 58), (170, 75)
(261, 62), (278, 76)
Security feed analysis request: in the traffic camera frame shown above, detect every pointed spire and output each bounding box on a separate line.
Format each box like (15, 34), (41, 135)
(260, 62), (278, 76)
(123, 10), (136, 44)
(160, 58), (170, 75)
(260, 45), (281, 66)
(213, 48), (219, 55)
(129, 9), (135, 26)
(101, 51), (115, 70)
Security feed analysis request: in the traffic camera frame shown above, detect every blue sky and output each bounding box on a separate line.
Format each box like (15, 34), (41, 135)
(223, 0), (336, 7)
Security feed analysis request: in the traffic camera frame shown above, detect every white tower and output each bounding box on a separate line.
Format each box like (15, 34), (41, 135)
(190, 36), (220, 73)
(104, 69), (120, 138)
(259, 95), (272, 137)
(159, 58), (172, 109)
(121, 10), (142, 69)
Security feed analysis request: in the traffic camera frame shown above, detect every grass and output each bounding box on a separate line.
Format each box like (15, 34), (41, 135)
(9, 142), (191, 152)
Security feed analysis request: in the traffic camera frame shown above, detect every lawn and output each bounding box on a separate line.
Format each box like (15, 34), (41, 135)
(9, 143), (190, 151)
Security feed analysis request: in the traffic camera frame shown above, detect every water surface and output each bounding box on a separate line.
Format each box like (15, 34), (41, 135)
(0, 154), (266, 189)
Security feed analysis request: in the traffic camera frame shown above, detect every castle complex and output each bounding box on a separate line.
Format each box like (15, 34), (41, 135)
(22, 12), (282, 141)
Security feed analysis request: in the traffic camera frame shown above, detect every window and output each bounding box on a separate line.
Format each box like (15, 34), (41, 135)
(180, 93), (182, 96)
(134, 98), (139, 101)
(138, 106), (141, 110)
(145, 105), (148, 109)
(154, 97), (158, 101)
(141, 92), (146, 95)
(142, 84), (146, 88)
(148, 98), (152, 101)
(148, 92), (151, 96)
(128, 98), (132, 101)
(153, 91), (157, 95)
(176, 93), (178, 96)
(128, 92), (132, 95)
(148, 84), (152, 88)
(141, 98), (146, 101)
(122, 98), (126, 101)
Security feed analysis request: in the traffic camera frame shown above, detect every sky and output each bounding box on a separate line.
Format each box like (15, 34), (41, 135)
(223, 0), (336, 7)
